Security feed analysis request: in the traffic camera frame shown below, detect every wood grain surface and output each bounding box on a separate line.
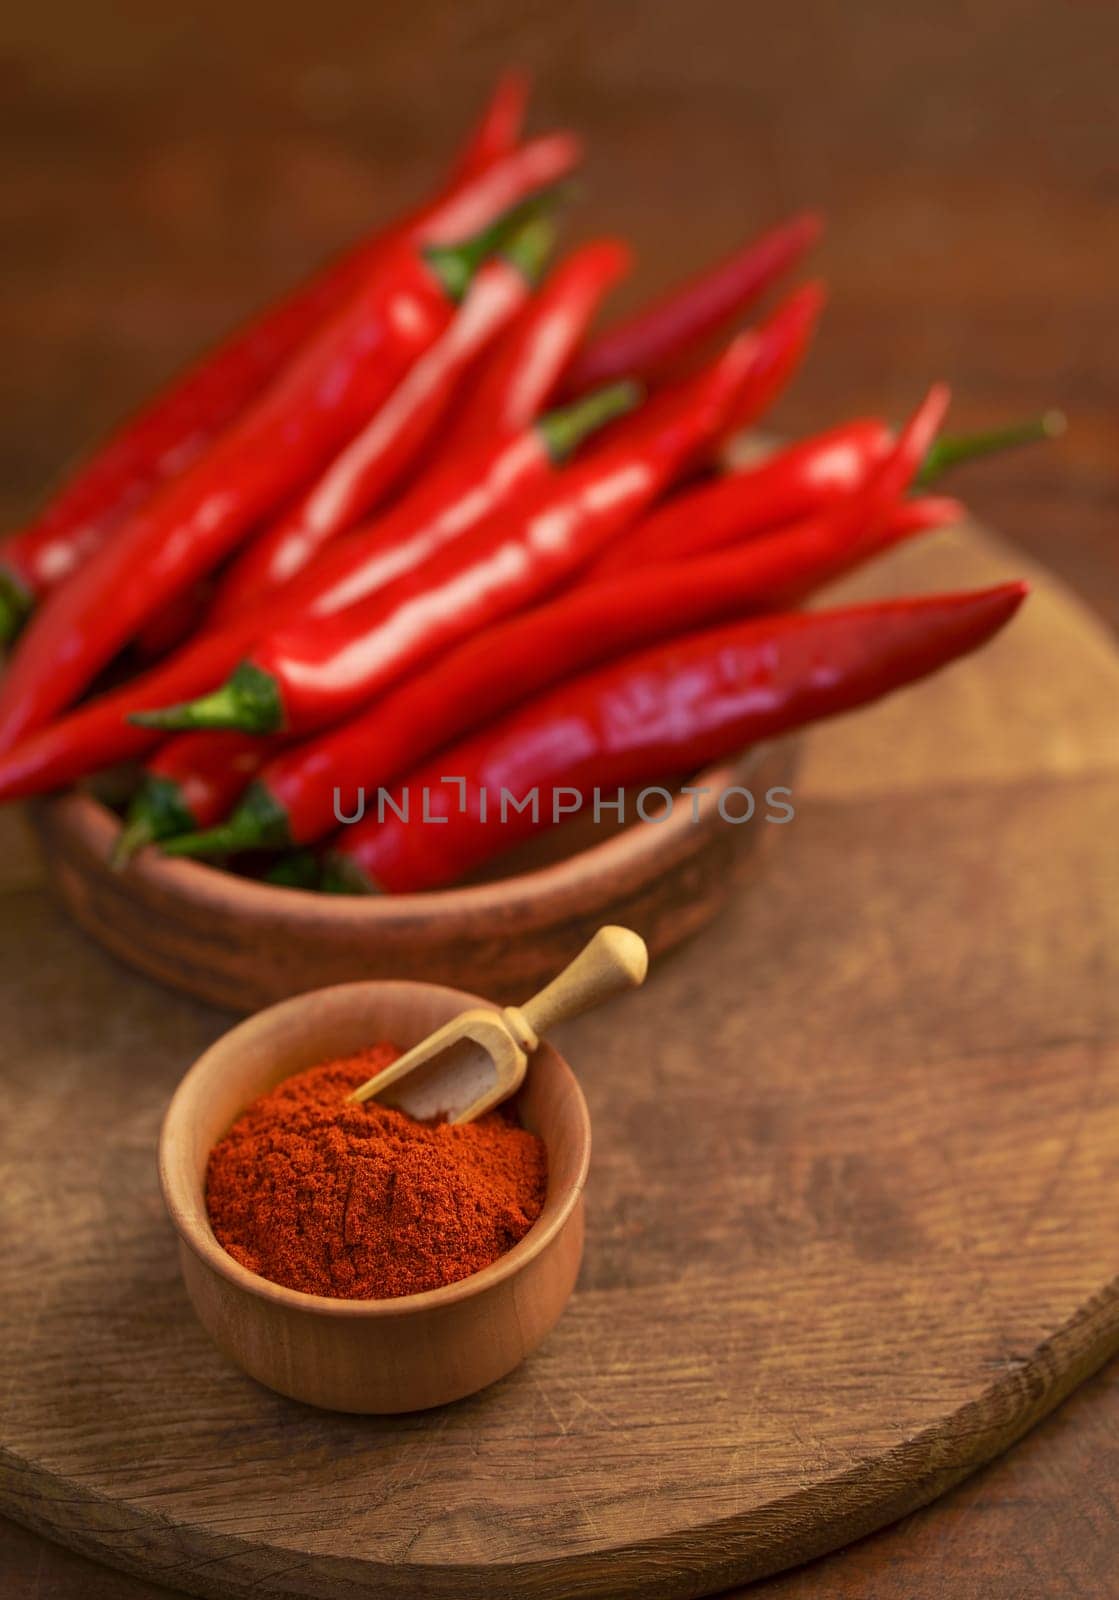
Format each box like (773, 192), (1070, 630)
(2, 524), (1119, 1598)
(2, 0), (1117, 1594)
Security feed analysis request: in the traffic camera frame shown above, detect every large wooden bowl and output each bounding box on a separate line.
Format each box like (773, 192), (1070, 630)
(28, 742), (794, 1012)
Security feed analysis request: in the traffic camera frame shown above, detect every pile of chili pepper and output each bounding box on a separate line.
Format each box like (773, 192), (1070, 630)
(0, 74), (1060, 891)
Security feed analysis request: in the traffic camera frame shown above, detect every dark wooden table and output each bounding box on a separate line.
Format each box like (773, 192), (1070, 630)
(2, 1), (1116, 1594)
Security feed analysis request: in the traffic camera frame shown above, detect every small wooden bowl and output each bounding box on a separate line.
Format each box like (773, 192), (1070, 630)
(158, 979), (590, 1414)
(31, 742), (794, 1011)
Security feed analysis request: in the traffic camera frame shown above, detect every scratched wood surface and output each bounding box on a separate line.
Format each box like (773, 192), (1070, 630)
(2, 0), (1118, 1594)
(2, 522), (1118, 1598)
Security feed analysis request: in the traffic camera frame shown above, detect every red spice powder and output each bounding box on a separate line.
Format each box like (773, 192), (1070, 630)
(205, 1045), (548, 1300)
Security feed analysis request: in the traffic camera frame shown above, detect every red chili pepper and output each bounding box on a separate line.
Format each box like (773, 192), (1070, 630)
(136, 291), (818, 745)
(206, 217), (554, 624)
(604, 381), (948, 591)
(445, 70), (531, 185)
(132, 579), (213, 662)
(441, 239), (632, 454)
(412, 132), (580, 247)
(0, 83), (552, 641)
(561, 212), (823, 393)
(0, 384), (635, 801)
(325, 582), (1027, 893)
(651, 383), (951, 589)
(592, 409), (1060, 580)
(134, 333), (770, 738)
(800, 382), (950, 544)
(0, 620), (276, 803)
(0, 199), (556, 754)
(160, 490), (961, 862)
(156, 387), (940, 855)
(714, 281), (825, 437)
(883, 496), (962, 539)
(589, 417), (892, 578)
(112, 731), (285, 866)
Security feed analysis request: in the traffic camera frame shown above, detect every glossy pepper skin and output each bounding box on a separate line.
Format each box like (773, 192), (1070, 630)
(445, 69), (531, 185)
(561, 212), (822, 392)
(242, 379), (639, 628)
(135, 333), (774, 738)
(591, 410), (1062, 580)
(0, 193), (560, 753)
(441, 238), (631, 453)
(155, 378), (949, 859)
(161, 491), (959, 861)
(327, 583), (1028, 894)
(0, 385), (636, 801)
(713, 281), (825, 439)
(688, 382), (953, 582)
(0, 243), (446, 749)
(590, 417), (893, 578)
(207, 219), (555, 623)
(135, 287), (824, 741)
(0, 77), (540, 638)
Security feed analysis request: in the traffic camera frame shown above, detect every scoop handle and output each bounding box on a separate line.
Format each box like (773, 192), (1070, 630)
(514, 926), (649, 1041)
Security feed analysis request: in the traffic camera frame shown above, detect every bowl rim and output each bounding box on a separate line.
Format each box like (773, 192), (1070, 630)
(158, 978), (592, 1319)
(40, 747), (766, 920)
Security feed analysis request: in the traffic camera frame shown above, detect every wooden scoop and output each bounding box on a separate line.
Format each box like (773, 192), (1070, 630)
(349, 925), (649, 1123)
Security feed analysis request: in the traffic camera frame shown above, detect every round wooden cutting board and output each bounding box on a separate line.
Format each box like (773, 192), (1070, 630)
(1, 523), (1117, 1600)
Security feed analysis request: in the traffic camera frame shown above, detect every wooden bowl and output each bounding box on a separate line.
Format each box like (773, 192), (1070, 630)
(30, 741), (795, 1012)
(158, 978), (590, 1413)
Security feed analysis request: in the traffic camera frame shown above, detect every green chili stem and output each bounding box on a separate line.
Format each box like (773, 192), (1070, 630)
(159, 780), (291, 858)
(129, 661), (283, 734)
(500, 216), (556, 285)
(538, 380), (644, 463)
(919, 411), (1066, 486)
(424, 188), (566, 303)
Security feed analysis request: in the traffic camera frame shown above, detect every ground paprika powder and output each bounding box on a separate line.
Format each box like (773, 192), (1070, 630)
(205, 1045), (548, 1300)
